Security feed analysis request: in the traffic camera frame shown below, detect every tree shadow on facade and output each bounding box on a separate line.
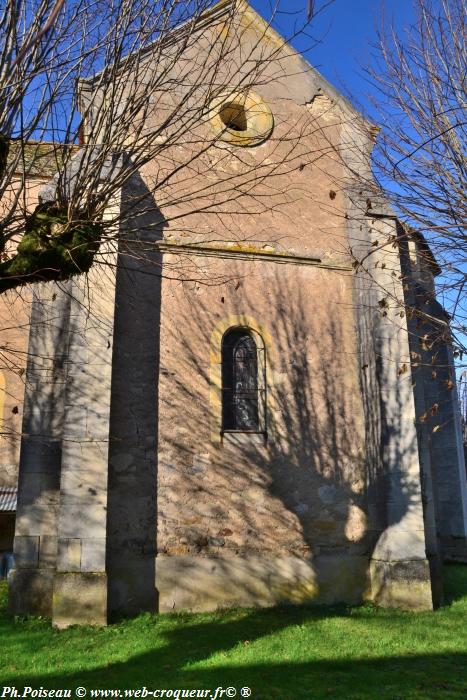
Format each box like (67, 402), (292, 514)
(10, 183), (435, 620)
(151, 264), (422, 610)
(106, 172), (165, 619)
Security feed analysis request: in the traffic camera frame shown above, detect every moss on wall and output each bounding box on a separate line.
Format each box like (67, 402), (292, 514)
(0, 202), (102, 293)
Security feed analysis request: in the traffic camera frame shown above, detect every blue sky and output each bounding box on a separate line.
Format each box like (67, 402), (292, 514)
(250, 0), (416, 118)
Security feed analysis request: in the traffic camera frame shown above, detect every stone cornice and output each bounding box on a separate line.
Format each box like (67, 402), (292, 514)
(157, 241), (353, 270)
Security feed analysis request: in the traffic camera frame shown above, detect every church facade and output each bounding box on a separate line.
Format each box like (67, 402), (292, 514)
(2, 0), (467, 627)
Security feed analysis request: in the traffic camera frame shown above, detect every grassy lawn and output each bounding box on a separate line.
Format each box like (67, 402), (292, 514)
(1, 565), (467, 700)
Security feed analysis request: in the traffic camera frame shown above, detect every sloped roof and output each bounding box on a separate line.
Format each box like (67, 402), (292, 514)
(232, 0), (368, 120)
(397, 221), (441, 277)
(81, 0), (368, 122)
(7, 141), (78, 177)
(0, 487), (17, 512)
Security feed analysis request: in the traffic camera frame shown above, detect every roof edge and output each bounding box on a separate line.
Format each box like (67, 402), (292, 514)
(79, 0), (373, 126)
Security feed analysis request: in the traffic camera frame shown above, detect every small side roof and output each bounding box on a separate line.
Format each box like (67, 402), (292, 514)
(7, 141), (78, 177)
(402, 223), (442, 277)
(0, 487), (17, 512)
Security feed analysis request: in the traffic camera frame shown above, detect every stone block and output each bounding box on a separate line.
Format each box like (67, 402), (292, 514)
(368, 558), (433, 611)
(108, 556), (157, 620)
(59, 485), (107, 507)
(367, 503), (386, 531)
(60, 442), (109, 489)
(446, 512), (467, 537)
(66, 344), (88, 365)
(62, 405), (87, 439)
(8, 568), (55, 617)
(371, 525), (427, 561)
(313, 554), (369, 604)
(14, 535), (39, 568)
(385, 502), (425, 529)
(110, 452), (134, 473)
(427, 552), (444, 608)
(437, 480), (460, 502)
(431, 446), (458, 465)
(15, 503), (59, 536)
(80, 538), (106, 572)
(85, 419), (112, 441)
(52, 572), (107, 628)
(57, 538), (81, 572)
(440, 535), (467, 563)
(58, 504), (107, 539)
(39, 535), (58, 568)
(222, 432), (265, 447)
(156, 554), (368, 613)
(19, 471), (59, 506)
(19, 440), (62, 474)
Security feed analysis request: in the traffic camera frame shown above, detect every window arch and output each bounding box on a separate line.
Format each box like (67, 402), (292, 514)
(221, 327), (266, 433)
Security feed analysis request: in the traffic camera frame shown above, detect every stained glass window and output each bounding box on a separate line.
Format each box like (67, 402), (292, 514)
(222, 328), (260, 431)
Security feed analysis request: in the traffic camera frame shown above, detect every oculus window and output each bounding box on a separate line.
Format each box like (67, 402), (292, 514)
(209, 90), (274, 147)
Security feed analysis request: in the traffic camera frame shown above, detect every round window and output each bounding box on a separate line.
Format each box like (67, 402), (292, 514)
(209, 90), (274, 147)
(219, 102), (248, 132)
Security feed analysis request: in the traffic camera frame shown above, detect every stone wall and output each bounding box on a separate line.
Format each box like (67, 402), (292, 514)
(154, 250), (369, 611)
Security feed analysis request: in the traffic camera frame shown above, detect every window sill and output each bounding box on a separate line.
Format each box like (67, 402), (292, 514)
(220, 429), (268, 445)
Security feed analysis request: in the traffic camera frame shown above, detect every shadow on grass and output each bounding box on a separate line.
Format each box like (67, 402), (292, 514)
(3, 655), (467, 700)
(442, 562), (467, 605)
(1, 566), (467, 699)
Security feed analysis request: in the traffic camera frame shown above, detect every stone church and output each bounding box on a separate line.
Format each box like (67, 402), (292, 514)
(1, 0), (466, 627)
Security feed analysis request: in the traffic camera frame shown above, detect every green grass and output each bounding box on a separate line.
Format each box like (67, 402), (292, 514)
(1, 565), (467, 700)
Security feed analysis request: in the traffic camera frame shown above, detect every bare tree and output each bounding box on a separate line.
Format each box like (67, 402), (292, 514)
(367, 0), (467, 356)
(0, 0), (328, 294)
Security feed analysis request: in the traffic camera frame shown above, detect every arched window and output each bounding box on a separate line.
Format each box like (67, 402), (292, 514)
(222, 327), (265, 433)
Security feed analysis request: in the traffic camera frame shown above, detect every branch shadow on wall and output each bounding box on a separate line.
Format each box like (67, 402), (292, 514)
(9, 178), (433, 619)
(8, 282), (72, 616)
(148, 264), (423, 612)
